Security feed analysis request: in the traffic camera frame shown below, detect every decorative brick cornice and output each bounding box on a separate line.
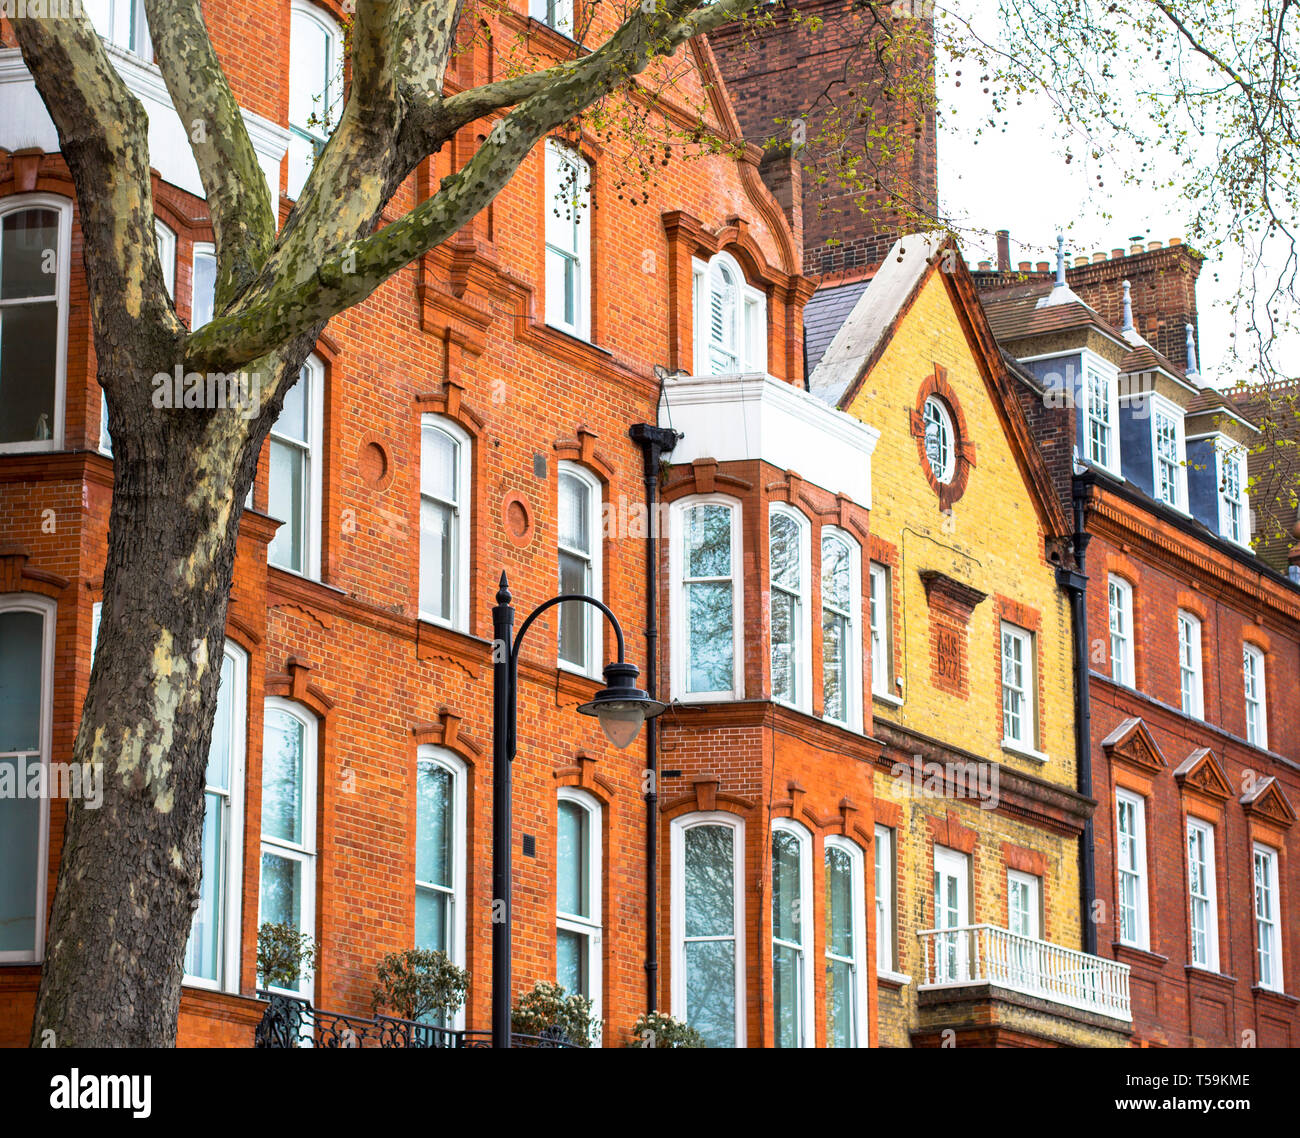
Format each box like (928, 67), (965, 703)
(919, 570), (988, 621)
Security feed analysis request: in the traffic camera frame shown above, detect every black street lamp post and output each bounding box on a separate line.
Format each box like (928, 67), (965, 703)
(490, 572), (667, 1048)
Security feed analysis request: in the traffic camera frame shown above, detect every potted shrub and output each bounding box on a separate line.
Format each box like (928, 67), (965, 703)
(628, 1010), (705, 1048)
(511, 980), (599, 1047)
(372, 948), (469, 1026)
(256, 921), (318, 992)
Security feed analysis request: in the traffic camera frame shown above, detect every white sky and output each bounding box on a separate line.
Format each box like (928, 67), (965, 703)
(932, 8), (1298, 387)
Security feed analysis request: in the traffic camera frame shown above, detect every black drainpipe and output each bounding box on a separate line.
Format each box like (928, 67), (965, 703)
(629, 422), (680, 1014)
(1056, 477), (1097, 955)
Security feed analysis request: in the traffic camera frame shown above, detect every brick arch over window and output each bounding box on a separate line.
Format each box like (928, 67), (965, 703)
(412, 707), (482, 768)
(264, 655), (334, 719)
(552, 749), (616, 805)
(552, 426), (616, 485)
(910, 365), (976, 510)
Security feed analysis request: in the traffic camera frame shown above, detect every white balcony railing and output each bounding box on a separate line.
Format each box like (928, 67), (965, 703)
(917, 924), (1132, 1022)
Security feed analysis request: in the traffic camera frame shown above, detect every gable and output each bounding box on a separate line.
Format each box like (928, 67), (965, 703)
(1101, 717), (1168, 775)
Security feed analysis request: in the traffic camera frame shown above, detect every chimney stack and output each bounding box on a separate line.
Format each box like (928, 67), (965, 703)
(996, 229), (1011, 272)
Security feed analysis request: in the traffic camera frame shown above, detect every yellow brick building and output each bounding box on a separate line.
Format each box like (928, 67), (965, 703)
(809, 234), (1132, 1046)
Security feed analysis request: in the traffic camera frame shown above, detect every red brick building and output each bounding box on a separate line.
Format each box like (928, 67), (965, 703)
(0, 0), (892, 1048)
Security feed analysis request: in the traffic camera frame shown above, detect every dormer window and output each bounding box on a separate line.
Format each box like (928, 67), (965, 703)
(692, 252), (767, 376)
(1218, 441), (1248, 546)
(1084, 364), (1117, 471)
(1150, 396), (1187, 511)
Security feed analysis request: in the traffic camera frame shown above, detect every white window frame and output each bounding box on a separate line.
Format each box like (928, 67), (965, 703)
(529, 0), (575, 37)
(543, 139), (591, 340)
(874, 824), (895, 974)
(257, 698), (319, 999)
(154, 218), (176, 300)
(1083, 358), (1121, 474)
(1108, 575), (1134, 688)
(770, 819), (813, 1048)
(1177, 611), (1204, 720)
(287, 1), (343, 201)
(1252, 843), (1283, 992)
(1186, 817), (1219, 973)
(823, 835), (867, 1048)
(869, 561), (894, 700)
(0, 195), (72, 455)
(1115, 788), (1149, 950)
(1150, 395), (1187, 511)
(691, 251), (767, 377)
(1007, 869), (1041, 940)
(932, 845), (971, 983)
(820, 528), (862, 731)
(1000, 621), (1036, 752)
(768, 504), (811, 712)
(671, 812), (746, 1048)
(1217, 440), (1250, 548)
(556, 462), (602, 678)
(86, 0), (153, 60)
(191, 241), (216, 330)
(268, 354), (325, 581)
(418, 415), (472, 632)
(183, 641), (247, 993)
(555, 786), (602, 1026)
(0, 593), (56, 963)
(669, 495), (745, 702)
(1243, 643), (1267, 749)
(922, 395), (956, 484)
(414, 746), (468, 1027)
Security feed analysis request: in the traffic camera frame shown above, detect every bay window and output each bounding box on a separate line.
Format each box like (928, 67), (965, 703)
(419, 416), (471, 630)
(671, 497), (743, 700)
(672, 814), (744, 1047)
(692, 252), (767, 376)
(268, 356), (324, 579)
(258, 699), (318, 996)
(820, 530), (860, 728)
(768, 506), (809, 710)
(556, 788), (602, 1020)
(771, 820), (812, 1048)
(557, 463), (602, 676)
(183, 643), (247, 991)
(824, 837), (866, 1048)
(0, 197), (70, 452)
(0, 595), (56, 962)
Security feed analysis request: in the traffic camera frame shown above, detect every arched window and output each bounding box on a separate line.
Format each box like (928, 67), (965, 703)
(0, 594), (56, 962)
(1107, 575), (1134, 687)
(768, 505), (810, 711)
(922, 396), (955, 485)
(184, 642), (248, 992)
(670, 496), (744, 700)
(1177, 610), (1203, 719)
(556, 787), (602, 1022)
(258, 699), (319, 996)
(1243, 643), (1267, 748)
(420, 416), (472, 631)
(0, 196), (71, 453)
(557, 462), (603, 676)
(771, 819), (812, 1048)
(268, 355), (325, 580)
(415, 746), (467, 1021)
(824, 836), (866, 1048)
(85, 0), (152, 59)
(692, 251), (767, 376)
(288, 3), (343, 200)
(544, 140), (591, 339)
(820, 528), (861, 728)
(671, 812), (745, 1047)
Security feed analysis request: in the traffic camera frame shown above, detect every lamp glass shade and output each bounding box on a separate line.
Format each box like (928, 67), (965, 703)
(594, 702), (647, 749)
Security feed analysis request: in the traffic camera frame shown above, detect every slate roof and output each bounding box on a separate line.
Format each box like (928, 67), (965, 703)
(979, 280), (1124, 346)
(803, 277), (871, 380)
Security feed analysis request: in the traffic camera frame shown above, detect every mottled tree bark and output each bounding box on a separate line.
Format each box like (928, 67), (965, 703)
(14, 0), (760, 1046)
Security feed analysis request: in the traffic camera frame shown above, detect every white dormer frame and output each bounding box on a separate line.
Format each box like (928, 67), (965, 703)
(1148, 391), (1189, 514)
(691, 252), (767, 377)
(1215, 437), (1250, 549)
(1080, 349), (1122, 477)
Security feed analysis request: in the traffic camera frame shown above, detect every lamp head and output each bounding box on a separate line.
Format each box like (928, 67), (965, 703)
(576, 661), (668, 749)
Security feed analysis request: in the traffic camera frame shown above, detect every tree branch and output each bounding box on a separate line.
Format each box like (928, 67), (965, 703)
(143, 0), (277, 306)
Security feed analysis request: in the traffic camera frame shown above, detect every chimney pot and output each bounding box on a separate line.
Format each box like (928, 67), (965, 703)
(1130, 242), (1145, 255)
(1017, 261), (1032, 271)
(1092, 251), (1107, 263)
(978, 260), (992, 271)
(1036, 261), (1050, 272)
(1073, 256), (1089, 268)
(1111, 248), (1125, 259)
(1147, 240), (1163, 251)
(1168, 237), (1182, 246)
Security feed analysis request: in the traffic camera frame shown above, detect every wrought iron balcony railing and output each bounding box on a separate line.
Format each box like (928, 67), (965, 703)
(917, 924), (1132, 1022)
(254, 992), (579, 1048)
